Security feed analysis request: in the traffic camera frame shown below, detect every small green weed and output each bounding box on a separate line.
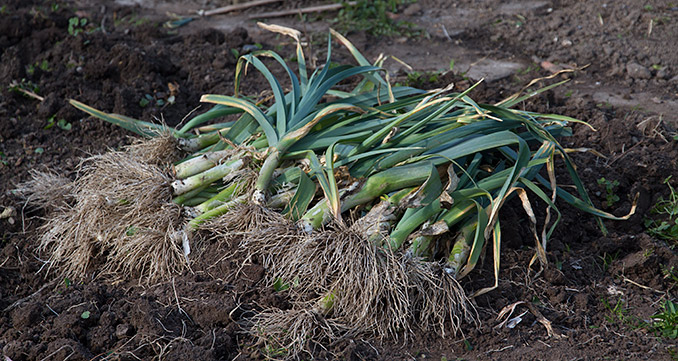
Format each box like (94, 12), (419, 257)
(113, 13), (149, 28)
(597, 177), (620, 207)
(601, 297), (645, 329)
(643, 247), (654, 258)
(602, 296), (678, 339)
(262, 337), (288, 359)
(8, 78), (40, 96)
(272, 277), (299, 292)
(645, 177), (678, 243)
(68, 16), (88, 36)
(602, 297), (627, 323)
(404, 70), (443, 87)
(272, 278), (290, 292)
(662, 266), (678, 284)
(139, 93), (171, 108)
(332, 0), (421, 37)
(0, 151), (8, 166)
(26, 59), (50, 76)
(518, 63), (539, 75)
(598, 251), (619, 271)
(125, 226), (137, 237)
(45, 115), (72, 131)
(652, 300), (678, 339)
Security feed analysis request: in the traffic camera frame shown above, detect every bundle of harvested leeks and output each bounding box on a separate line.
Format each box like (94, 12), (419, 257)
(24, 23), (634, 358)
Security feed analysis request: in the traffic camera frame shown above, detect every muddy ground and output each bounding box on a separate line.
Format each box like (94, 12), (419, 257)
(1, 0), (677, 360)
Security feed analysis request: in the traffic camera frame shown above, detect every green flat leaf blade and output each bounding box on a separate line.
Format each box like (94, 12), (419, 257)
(283, 169), (315, 221)
(200, 94), (278, 147)
(69, 99), (170, 137)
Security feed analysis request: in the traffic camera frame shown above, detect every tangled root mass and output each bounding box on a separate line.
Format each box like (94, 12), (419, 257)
(19, 136), (188, 283)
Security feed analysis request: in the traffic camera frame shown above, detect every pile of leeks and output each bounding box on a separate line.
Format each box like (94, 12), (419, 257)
(69, 26), (631, 297)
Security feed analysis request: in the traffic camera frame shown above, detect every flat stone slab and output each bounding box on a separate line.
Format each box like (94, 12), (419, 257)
(499, 1), (551, 14)
(464, 59), (524, 82)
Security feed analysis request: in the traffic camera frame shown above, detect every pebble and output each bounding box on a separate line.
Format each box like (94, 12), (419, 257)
(403, 3), (422, 16)
(625, 62), (651, 79)
(115, 324), (131, 338)
(656, 67), (670, 79)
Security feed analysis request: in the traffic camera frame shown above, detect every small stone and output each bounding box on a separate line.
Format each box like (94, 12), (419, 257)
(115, 324), (131, 338)
(656, 67), (670, 79)
(211, 58), (227, 69)
(403, 3), (422, 16)
(626, 62), (651, 79)
(0, 206), (16, 219)
(602, 44), (614, 56)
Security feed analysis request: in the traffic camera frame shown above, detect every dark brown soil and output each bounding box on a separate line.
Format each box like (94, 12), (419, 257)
(1, 0), (677, 360)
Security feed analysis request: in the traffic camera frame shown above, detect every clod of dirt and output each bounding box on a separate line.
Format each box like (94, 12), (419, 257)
(626, 62), (652, 79)
(115, 324), (133, 339)
(10, 304), (41, 329)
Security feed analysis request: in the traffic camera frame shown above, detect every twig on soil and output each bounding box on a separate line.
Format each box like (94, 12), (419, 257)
(486, 345), (514, 354)
(605, 139), (644, 167)
(65, 301), (89, 313)
(579, 334), (600, 346)
(537, 339), (552, 348)
(441, 24), (453, 42)
(46, 304), (59, 316)
(101, 15), (107, 35)
(496, 300), (564, 339)
(248, 2), (357, 19)
(156, 318), (174, 333)
(89, 334), (138, 361)
(3, 280), (55, 312)
(495, 301), (525, 328)
(526, 302), (564, 339)
(198, 0), (282, 17)
(501, 64), (590, 107)
(622, 275), (665, 294)
(8, 82), (44, 101)
(39, 344), (74, 361)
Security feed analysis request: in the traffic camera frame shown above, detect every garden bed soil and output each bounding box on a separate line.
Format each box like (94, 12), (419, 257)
(1, 0), (677, 360)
